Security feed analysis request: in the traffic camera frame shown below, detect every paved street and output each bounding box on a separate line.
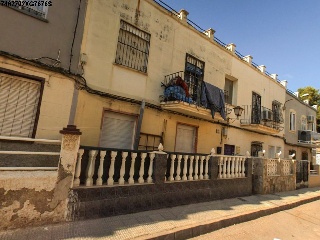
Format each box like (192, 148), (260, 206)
(192, 200), (320, 240)
(0, 188), (319, 240)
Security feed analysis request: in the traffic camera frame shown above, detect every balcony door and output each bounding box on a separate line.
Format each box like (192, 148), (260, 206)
(251, 92), (261, 124)
(184, 54), (205, 103)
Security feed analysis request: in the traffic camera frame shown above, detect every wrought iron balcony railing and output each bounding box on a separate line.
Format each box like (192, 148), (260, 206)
(161, 71), (203, 106)
(240, 105), (283, 133)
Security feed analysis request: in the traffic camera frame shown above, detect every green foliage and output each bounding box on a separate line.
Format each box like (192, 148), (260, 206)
(298, 86), (320, 132)
(297, 86), (320, 106)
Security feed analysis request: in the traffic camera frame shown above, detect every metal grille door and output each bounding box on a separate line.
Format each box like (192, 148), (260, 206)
(0, 73), (41, 137)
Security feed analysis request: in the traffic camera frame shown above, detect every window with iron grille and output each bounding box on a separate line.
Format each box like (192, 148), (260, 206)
(138, 133), (162, 151)
(272, 100), (282, 123)
(115, 20), (151, 73)
(184, 54), (205, 103)
(0, 72), (42, 138)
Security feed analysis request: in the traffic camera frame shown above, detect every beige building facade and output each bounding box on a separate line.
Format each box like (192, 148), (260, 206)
(75, 0), (287, 156)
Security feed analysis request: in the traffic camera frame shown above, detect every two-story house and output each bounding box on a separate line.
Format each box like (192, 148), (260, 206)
(0, 0), (86, 140)
(284, 90), (318, 163)
(73, 0), (287, 158)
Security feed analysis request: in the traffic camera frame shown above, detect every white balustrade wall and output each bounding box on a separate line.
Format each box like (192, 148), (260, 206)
(165, 154), (210, 182)
(282, 160), (293, 176)
(73, 149), (155, 187)
(267, 159), (279, 176)
(218, 156), (246, 179)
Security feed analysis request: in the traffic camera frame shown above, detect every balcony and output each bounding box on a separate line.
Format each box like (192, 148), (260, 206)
(240, 106), (283, 134)
(298, 130), (320, 146)
(160, 71), (225, 121)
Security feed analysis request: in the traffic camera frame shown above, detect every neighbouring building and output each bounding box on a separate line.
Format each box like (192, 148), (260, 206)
(74, 0), (287, 157)
(283, 90), (319, 164)
(0, 0), (86, 140)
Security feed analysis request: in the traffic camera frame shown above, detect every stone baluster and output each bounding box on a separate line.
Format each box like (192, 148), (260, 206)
(199, 156), (205, 180)
(204, 155), (209, 179)
(241, 157), (246, 177)
(218, 156), (222, 179)
(222, 156), (227, 179)
(188, 156), (194, 180)
(168, 154), (176, 182)
(182, 155), (188, 181)
(147, 153), (155, 183)
(175, 155), (182, 181)
(106, 151), (117, 185)
(128, 152), (137, 185)
(231, 157), (235, 178)
(226, 157), (231, 178)
(194, 156), (199, 180)
(85, 150), (97, 186)
(96, 150), (107, 186)
(235, 157), (239, 178)
(73, 149), (84, 187)
(238, 158), (242, 177)
(119, 152), (128, 185)
(138, 153), (147, 183)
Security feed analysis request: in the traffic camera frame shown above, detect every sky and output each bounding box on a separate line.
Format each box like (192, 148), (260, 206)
(158, 0), (320, 92)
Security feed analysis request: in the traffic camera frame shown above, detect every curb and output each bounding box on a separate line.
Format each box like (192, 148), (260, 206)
(146, 195), (320, 240)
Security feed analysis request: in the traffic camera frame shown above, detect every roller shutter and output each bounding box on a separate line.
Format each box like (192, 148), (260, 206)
(99, 111), (136, 149)
(175, 124), (196, 153)
(0, 73), (41, 137)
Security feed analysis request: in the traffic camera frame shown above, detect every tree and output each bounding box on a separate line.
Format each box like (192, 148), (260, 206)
(298, 86), (320, 132)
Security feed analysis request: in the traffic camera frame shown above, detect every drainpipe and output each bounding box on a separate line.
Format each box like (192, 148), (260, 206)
(134, 99), (145, 150)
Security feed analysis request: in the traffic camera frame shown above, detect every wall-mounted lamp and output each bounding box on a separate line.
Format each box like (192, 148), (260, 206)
(282, 99), (293, 111)
(226, 106), (244, 123)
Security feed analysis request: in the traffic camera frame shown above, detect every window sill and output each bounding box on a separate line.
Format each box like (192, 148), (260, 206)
(113, 63), (148, 76)
(7, 6), (48, 22)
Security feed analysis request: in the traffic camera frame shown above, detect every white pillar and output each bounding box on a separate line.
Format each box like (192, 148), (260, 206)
(194, 156), (199, 180)
(169, 154), (176, 182)
(96, 150), (107, 186)
(138, 153), (147, 183)
(175, 155), (182, 181)
(182, 155), (188, 181)
(73, 149), (84, 187)
(241, 157), (246, 177)
(85, 150), (97, 186)
(204, 155), (209, 179)
(188, 156), (194, 180)
(147, 153), (155, 183)
(119, 152), (128, 185)
(106, 151), (116, 185)
(199, 156), (205, 180)
(128, 152), (137, 185)
(222, 157), (227, 179)
(231, 157), (235, 178)
(227, 157), (231, 178)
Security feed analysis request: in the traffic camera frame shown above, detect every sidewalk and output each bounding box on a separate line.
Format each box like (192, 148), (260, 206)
(1, 187), (320, 240)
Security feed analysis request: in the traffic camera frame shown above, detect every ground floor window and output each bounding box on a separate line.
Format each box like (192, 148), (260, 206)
(224, 144), (235, 155)
(175, 123), (197, 153)
(0, 72), (41, 138)
(99, 111), (137, 149)
(251, 142), (263, 157)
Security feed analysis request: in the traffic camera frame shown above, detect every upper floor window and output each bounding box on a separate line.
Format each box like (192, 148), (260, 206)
(115, 20), (151, 73)
(301, 115), (307, 130)
(272, 100), (282, 123)
(4, 0), (50, 19)
(224, 78), (234, 105)
(184, 54), (205, 103)
(289, 111), (296, 131)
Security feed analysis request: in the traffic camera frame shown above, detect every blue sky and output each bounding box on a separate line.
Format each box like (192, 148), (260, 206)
(158, 0), (320, 92)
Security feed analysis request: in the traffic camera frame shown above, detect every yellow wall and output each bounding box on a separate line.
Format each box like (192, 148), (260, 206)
(76, 0), (287, 153)
(0, 56), (74, 140)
